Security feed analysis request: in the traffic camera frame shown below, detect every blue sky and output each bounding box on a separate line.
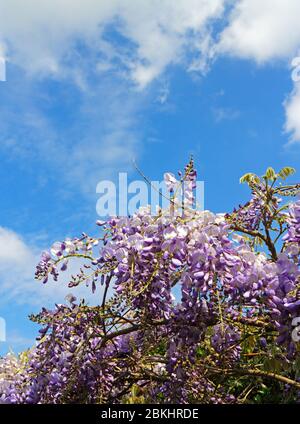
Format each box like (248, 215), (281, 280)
(0, 0), (300, 354)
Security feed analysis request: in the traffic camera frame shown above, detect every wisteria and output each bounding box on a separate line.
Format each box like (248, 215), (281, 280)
(1, 163), (300, 404)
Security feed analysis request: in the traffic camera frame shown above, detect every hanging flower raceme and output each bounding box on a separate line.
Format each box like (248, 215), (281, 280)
(284, 200), (300, 250)
(1, 162), (300, 404)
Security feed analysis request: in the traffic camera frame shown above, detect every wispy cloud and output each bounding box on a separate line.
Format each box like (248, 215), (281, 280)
(284, 83), (300, 143)
(0, 72), (144, 195)
(0, 1), (230, 199)
(156, 83), (170, 105)
(212, 106), (240, 123)
(1, 0), (300, 194)
(4, 331), (36, 352)
(0, 226), (101, 307)
(0, 0), (226, 88)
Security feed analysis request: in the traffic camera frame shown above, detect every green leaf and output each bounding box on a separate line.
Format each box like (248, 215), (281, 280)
(278, 166), (296, 180)
(240, 173), (260, 184)
(264, 167), (276, 180)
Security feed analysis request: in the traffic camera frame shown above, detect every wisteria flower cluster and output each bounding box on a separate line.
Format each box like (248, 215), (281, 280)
(1, 163), (300, 404)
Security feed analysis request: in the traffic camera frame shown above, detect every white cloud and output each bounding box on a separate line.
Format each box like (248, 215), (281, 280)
(0, 227), (101, 306)
(118, 0), (226, 88)
(0, 0), (225, 88)
(1, 0), (300, 167)
(284, 83), (300, 143)
(0, 0), (117, 76)
(218, 0), (300, 142)
(0, 227), (33, 269)
(0, 0), (226, 192)
(218, 0), (300, 63)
